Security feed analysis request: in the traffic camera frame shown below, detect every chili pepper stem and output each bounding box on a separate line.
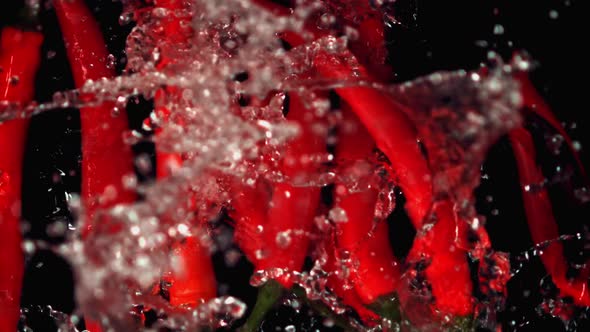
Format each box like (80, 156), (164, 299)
(239, 280), (285, 332)
(365, 293), (402, 323)
(446, 316), (474, 332)
(291, 286), (356, 331)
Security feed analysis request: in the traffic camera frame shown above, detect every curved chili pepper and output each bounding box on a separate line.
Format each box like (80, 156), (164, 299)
(312, 52), (475, 322)
(260, 1), (473, 323)
(232, 92), (326, 331)
(147, 0), (218, 309)
(0, 26), (43, 332)
(313, 57), (432, 225)
(54, 1), (137, 330)
(153, 90), (217, 307)
(341, 3), (393, 82)
(323, 234), (381, 324)
(516, 73), (586, 180)
(333, 103), (401, 307)
(154, 101), (217, 308)
(404, 201), (474, 319)
(164, 236), (217, 306)
(259, 93), (324, 284)
(53, 0), (136, 235)
(509, 127), (590, 307)
(508, 73), (590, 307)
(232, 91), (326, 286)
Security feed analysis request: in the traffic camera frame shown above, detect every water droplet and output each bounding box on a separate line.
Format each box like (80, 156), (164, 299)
(276, 231), (292, 248)
(328, 207), (348, 223)
(493, 24), (505, 35)
(106, 54), (117, 70)
(9, 76), (19, 86)
(574, 187), (590, 203)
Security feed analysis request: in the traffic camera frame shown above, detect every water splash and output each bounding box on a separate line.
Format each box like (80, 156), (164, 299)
(8, 0), (582, 331)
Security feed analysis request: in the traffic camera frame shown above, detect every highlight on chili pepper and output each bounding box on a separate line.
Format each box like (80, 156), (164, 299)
(0, 0), (588, 331)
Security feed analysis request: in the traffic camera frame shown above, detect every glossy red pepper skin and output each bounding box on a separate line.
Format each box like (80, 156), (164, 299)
(311, 53), (433, 226)
(333, 103), (401, 305)
(262, 1), (473, 321)
(165, 237), (217, 306)
(0, 27), (43, 332)
(54, 0), (136, 235)
(405, 201), (474, 318)
(507, 74), (590, 307)
(517, 74), (586, 179)
(313, 54), (474, 320)
(154, 93), (217, 306)
(233, 92), (326, 288)
(323, 237), (381, 323)
(155, 121), (217, 307)
(260, 93), (325, 285)
(54, 1), (137, 330)
(147, 0), (218, 307)
(509, 127), (590, 306)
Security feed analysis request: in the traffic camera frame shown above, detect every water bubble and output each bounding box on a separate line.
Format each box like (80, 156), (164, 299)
(224, 249), (242, 267)
(546, 134), (564, 155)
(574, 187), (590, 203)
(276, 231), (293, 248)
(9, 76), (19, 86)
(119, 12), (133, 26)
(328, 207), (348, 223)
(106, 54), (117, 70)
(47, 221), (68, 237)
(493, 24), (505, 35)
(22, 240), (36, 254)
(134, 154), (153, 176)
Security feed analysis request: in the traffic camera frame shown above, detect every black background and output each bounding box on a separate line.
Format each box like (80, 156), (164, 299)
(1, 0), (589, 331)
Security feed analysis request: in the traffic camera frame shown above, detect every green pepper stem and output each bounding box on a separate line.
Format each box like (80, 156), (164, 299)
(366, 293), (402, 323)
(239, 280), (285, 332)
(292, 286), (356, 331)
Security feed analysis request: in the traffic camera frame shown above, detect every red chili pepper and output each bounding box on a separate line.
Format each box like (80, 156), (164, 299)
(516, 73), (586, 180)
(0, 26), (43, 332)
(147, 0), (219, 308)
(404, 201), (474, 320)
(312, 52), (474, 321)
(233, 92), (326, 287)
(509, 127), (590, 307)
(509, 73), (590, 307)
(54, 1), (137, 330)
(261, 1), (473, 323)
(311, 53), (433, 226)
(333, 102), (401, 305)
(341, 4), (393, 82)
(261, 93), (325, 281)
(153, 90), (217, 307)
(153, 89), (217, 307)
(164, 236), (217, 306)
(231, 92), (327, 331)
(251, 0), (293, 16)
(323, 235), (381, 324)
(53, 0), (136, 236)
